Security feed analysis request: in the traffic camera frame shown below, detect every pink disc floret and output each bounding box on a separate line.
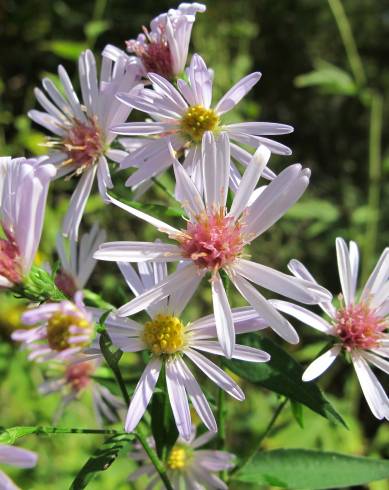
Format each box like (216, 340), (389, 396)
(63, 118), (103, 171)
(0, 229), (22, 285)
(178, 210), (244, 271)
(127, 27), (174, 79)
(334, 302), (387, 351)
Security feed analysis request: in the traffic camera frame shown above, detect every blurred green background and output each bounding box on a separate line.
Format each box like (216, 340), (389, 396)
(1, 0), (388, 488)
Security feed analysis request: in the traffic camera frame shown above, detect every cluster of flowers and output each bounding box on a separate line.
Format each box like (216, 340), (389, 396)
(1, 2), (388, 488)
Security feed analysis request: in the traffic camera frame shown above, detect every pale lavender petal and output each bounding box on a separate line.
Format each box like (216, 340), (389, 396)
(166, 360), (192, 441)
(215, 72), (261, 115)
(302, 346), (341, 381)
(270, 300), (333, 333)
(211, 272), (234, 358)
(335, 237), (353, 306)
(125, 357), (162, 432)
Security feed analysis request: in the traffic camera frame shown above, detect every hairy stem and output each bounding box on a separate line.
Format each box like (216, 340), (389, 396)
(135, 429), (174, 490)
(232, 398), (288, 476)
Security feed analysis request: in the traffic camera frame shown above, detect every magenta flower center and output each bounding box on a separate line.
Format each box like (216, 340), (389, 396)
(0, 230), (22, 285)
(65, 361), (94, 392)
(62, 118), (103, 173)
(126, 28), (174, 79)
(178, 210), (244, 271)
(334, 302), (387, 351)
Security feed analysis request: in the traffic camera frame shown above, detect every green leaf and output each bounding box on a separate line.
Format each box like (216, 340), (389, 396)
(233, 449), (389, 488)
(294, 60), (357, 96)
(224, 334), (346, 427)
(69, 434), (134, 489)
(84, 20), (110, 41)
(286, 199), (339, 223)
(42, 41), (87, 61)
(290, 401), (304, 428)
(150, 367), (178, 459)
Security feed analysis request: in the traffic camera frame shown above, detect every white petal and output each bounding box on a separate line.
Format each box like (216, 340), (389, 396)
(351, 353), (389, 420)
(361, 247), (389, 301)
(166, 360), (192, 441)
(233, 258), (331, 304)
(230, 272), (299, 344)
(229, 144), (271, 219)
(215, 72), (261, 115)
(192, 340), (270, 363)
(211, 272), (234, 358)
(349, 240), (359, 300)
(117, 264), (202, 317)
(363, 352), (389, 375)
(185, 348), (244, 401)
(270, 300), (333, 333)
(106, 192), (179, 236)
(94, 241), (182, 262)
(302, 346), (341, 381)
(62, 166), (97, 241)
(125, 357), (162, 432)
(177, 358), (217, 433)
(335, 237), (353, 305)
(201, 132), (229, 210)
(172, 153), (205, 220)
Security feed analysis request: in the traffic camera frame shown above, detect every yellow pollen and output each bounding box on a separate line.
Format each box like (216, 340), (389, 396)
(47, 311), (91, 352)
(143, 313), (185, 355)
(167, 445), (191, 470)
(180, 104), (219, 143)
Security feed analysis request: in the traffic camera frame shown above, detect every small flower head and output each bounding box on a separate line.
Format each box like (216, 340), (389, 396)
(46, 307), (92, 352)
(126, 3), (206, 79)
(143, 313), (185, 355)
(180, 105), (220, 143)
(166, 443), (193, 470)
(128, 429), (234, 489)
(64, 360), (95, 392)
(334, 301), (387, 351)
(0, 156), (55, 288)
(178, 209), (245, 272)
(57, 117), (104, 174)
(12, 292), (94, 362)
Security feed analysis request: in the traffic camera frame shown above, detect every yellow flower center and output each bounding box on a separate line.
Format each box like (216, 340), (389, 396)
(167, 445), (191, 470)
(143, 313), (185, 355)
(180, 104), (219, 143)
(47, 311), (92, 351)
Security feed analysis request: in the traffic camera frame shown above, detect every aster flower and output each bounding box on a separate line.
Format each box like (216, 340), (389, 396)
(12, 292), (95, 363)
(272, 238), (389, 420)
(0, 445), (37, 490)
(128, 429), (234, 489)
(38, 358), (124, 425)
(112, 53), (291, 194)
(28, 49), (140, 239)
(0, 156), (56, 288)
(92, 258), (270, 440)
(94, 139), (331, 357)
(54, 224), (106, 297)
(125, 2), (206, 80)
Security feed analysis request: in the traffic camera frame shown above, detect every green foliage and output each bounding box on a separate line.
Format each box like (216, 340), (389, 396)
(69, 434), (134, 490)
(294, 60), (357, 96)
(13, 266), (66, 303)
(233, 449), (389, 488)
(224, 334), (346, 427)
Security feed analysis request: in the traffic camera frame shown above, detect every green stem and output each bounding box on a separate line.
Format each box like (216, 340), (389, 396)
(0, 426), (126, 444)
(362, 91), (383, 282)
(83, 289), (115, 310)
(217, 376), (226, 449)
(232, 398), (288, 476)
(152, 177), (175, 201)
(99, 332), (130, 406)
(135, 429), (174, 490)
(327, 0), (366, 87)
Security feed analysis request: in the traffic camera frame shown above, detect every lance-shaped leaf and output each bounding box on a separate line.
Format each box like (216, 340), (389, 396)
(224, 334), (346, 426)
(233, 449), (389, 488)
(70, 434), (134, 489)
